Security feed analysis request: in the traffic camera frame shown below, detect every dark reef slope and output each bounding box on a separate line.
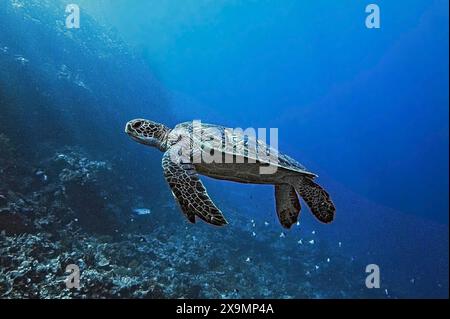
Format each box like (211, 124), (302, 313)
(0, 0), (171, 186)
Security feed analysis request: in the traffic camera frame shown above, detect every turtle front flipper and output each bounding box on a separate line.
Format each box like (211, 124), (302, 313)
(162, 151), (228, 226)
(275, 184), (301, 229)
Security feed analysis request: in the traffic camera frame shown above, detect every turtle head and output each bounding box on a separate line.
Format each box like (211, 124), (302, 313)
(125, 119), (171, 152)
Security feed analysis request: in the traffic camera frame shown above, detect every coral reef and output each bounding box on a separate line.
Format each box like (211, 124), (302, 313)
(0, 138), (386, 298)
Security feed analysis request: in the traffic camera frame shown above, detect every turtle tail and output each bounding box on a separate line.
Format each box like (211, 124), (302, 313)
(290, 176), (335, 223)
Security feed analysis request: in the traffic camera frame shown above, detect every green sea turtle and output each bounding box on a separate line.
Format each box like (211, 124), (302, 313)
(125, 119), (335, 228)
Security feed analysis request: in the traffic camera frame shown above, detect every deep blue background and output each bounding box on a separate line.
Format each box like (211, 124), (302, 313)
(78, 0), (449, 224)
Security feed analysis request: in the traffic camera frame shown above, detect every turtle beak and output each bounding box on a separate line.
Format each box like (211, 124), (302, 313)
(125, 122), (141, 142)
(125, 122), (132, 134)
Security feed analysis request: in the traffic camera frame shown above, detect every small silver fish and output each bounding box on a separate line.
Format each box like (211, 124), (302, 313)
(133, 208), (151, 216)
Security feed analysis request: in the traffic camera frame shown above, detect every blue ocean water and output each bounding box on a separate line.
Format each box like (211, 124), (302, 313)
(0, 0), (448, 298)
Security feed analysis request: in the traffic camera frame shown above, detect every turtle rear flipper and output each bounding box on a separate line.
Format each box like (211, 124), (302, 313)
(275, 184), (301, 229)
(162, 151), (228, 226)
(289, 176), (335, 223)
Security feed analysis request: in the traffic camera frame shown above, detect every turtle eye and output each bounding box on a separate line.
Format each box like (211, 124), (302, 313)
(132, 121), (142, 129)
